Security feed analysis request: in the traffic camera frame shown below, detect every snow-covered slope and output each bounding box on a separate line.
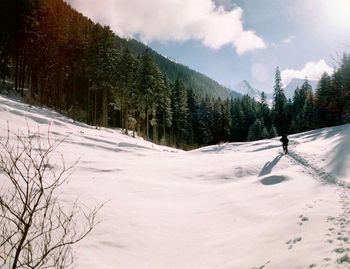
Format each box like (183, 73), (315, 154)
(284, 78), (318, 100)
(233, 80), (273, 104)
(233, 80), (264, 100)
(1, 94), (350, 268)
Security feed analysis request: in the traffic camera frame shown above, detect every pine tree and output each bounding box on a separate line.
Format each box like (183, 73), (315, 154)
(171, 77), (190, 146)
(220, 99), (232, 142)
(330, 69), (344, 124)
(338, 54), (350, 122)
(230, 99), (245, 141)
(198, 96), (214, 145)
(258, 91), (272, 131)
(116, 47), (138, 135)
(291, 79), (313, 132)
(150, 68), (170, 142)
(247, 119), (268, 141)
(157, 75), (172, 144)
(240, 95), (257, 140)
(212, 99), (223, 143)
(315, 72), (332, 127)
(303, 91), (315, 130)
(269, 125), (278, 138)
(88, 25), (118, 126)
(136, 49), (162, 140)
(187, 88), (201, 145)
(272, 67), (288, 135)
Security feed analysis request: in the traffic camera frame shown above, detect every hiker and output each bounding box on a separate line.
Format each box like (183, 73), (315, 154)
(280, 134), (289, 154)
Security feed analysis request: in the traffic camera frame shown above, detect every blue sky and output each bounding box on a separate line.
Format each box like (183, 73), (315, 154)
(68, 0), (350, 92)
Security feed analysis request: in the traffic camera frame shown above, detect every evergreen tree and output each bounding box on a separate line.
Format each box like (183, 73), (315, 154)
(198, 96), (214, 145)
(220, 99), (232, 142)
(171, 77), (190, 146)
(330, 69), (344, 124)
(157, 75), (172, 144)
(240, 95), (257, 140)
(338, 54), (350, 122)
(247, 119), (268, 141)
(212, 99), (223, 143)
(291, 79), (313, 132)
(303, 90), (315, 130)
(136, 49), (162, 140)
(151, 67), (169, 142)
(116, 47), (138, 135)
(272, 67), (287, 134)
(258, 91), (272, 130)
(315, 72), (332, 127)
(88, 25), (118, 126)
(230, 99), (245, 141)
(269, 125), (278, 138)
(187, 88), (201, 145)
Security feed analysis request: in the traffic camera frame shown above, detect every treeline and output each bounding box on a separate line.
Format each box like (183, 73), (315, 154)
(1, 0), (350, 149)
(271, 55), (350, 137)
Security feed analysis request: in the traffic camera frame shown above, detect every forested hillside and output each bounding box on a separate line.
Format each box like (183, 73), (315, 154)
(1, 0), (350, 149)
(117, 38), (238, 99)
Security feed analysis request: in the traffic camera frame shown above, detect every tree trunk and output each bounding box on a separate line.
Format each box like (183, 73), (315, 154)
(124, 106), (128, 135)
(19, 50), (25, 97)
(146, 110), (149, 140)
(101, 88), (107, 126)
(136, 114), (141, 137)
(94, 90), (97, 126)
(14, 46), (19, 92)
(153, 124), (158, 143)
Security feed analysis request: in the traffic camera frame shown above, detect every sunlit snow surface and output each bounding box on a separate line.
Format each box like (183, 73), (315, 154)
(1, 94), (350, 268)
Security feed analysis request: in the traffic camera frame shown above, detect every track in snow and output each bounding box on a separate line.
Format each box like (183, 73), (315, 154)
(286, 150), (350, 267)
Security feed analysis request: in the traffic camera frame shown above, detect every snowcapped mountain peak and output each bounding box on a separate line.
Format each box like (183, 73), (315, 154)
(233, 80), (268, 101)
(283, 78), (318, 99)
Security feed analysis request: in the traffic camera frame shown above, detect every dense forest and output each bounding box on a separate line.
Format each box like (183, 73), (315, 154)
(0, 0), (350, 149)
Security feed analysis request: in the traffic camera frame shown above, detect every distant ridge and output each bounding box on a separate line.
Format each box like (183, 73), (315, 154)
(117, 38), (241, 99)
(233, 78), (319, 101)
(283, 78), (318, 99)
(233, 80), (273, 100)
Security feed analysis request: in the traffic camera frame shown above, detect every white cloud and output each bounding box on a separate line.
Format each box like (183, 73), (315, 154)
(271, 35), (296, 48)
(282, 35), (296, 44)
(281, 59), (333, 86)
(67, 0), (266, 55)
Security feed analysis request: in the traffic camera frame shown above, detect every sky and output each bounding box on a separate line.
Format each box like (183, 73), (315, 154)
(67, 0), (350, 92)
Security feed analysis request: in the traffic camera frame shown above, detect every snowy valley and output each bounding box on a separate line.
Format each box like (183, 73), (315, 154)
(1, 94), (350, 268)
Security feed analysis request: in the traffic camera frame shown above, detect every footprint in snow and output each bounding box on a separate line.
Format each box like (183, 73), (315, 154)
(286, 236), (302, 249)
(337, 253), (350, 264)
(251, 260), (270, 269)
(297, 214), (309, 226)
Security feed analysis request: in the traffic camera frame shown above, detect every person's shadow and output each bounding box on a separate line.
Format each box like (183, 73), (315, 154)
(258, 154), (283, 177)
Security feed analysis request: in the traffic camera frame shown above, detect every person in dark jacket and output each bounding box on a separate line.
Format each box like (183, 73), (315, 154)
(280, 134), (289, 154)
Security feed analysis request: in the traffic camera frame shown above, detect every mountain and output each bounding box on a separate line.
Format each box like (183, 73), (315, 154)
(117, 38), (241, 99)
(234, 80), (261, 100)
(233, 80), (272, 101)
(233, 78), (319, 102)
(283, 78), (318, 100)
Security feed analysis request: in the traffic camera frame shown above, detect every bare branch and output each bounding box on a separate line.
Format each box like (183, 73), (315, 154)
(0, 127), (103, 269)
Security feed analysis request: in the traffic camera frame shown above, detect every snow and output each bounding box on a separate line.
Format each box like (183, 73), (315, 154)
(1, 94), (350, 268)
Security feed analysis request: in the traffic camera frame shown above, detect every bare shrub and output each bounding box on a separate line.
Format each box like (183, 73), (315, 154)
(0, 128), (102, 268)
